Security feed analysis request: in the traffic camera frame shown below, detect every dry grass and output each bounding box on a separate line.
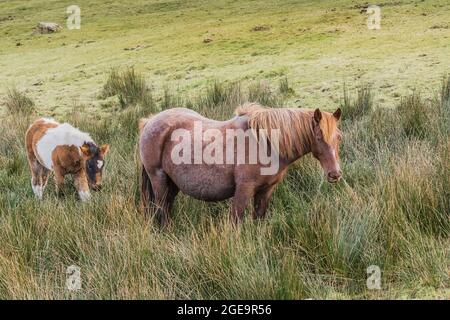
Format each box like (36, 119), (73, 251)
(4, 88), (35, 115)
(0, 73), (448, 299)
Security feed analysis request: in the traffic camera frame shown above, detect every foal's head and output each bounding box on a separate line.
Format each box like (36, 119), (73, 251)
(310, 108), (342, 183)
(80, 142), (110, 191)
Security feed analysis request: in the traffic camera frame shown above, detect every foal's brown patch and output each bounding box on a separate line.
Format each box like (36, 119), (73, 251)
(52, 145), (83, 174)
(26, 119), (58, 164)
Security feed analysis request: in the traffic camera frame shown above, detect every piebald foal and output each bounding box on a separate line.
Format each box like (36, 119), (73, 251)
(25, 118), (109, 201)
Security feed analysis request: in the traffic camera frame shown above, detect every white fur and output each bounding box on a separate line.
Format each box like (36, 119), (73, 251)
(78, 190), (91, 202)
(31, 180), (43, 200)
(97, 160), (104, 169)
(36, 122), (94, 170)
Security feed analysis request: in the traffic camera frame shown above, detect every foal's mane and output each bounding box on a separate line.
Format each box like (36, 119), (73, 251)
(235, 103), (338, 158)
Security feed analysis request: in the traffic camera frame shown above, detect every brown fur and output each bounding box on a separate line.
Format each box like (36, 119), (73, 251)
(25, 119), (106, 201)
(236, 103), (339, 158)
(139, 105), (342, 227)
(139, 117), (151, 134)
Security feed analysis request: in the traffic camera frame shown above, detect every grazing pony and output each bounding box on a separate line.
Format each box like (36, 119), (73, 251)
(139, 104), (342, 226)
(25, 118), (110, 201)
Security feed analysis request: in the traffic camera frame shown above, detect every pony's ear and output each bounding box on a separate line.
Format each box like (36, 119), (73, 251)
(312, 109), (324, 140)
(333, 108), (342, 121)
(314, 108), (322, 123)
(80, 143), (91, 157)
(100, 144), (110, 157)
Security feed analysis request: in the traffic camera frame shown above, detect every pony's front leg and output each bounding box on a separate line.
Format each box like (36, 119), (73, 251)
(231, 184), (254, 224)
(74, 170), (91, 202)
(253, 185), (276, 219)
(54, 166), (65, 195)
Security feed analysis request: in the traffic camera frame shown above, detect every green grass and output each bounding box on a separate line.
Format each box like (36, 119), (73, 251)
(0, 0), (449, 299)
(0, 71), (448, 299)
(0, 0), (449, 115)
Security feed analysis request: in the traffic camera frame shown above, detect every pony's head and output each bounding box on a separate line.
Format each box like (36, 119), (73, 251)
(310, 108), (342, 183)
(80, 142), (110, 191)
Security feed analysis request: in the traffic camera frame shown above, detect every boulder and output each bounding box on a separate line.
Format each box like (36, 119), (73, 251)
(34, 22), (62, 34)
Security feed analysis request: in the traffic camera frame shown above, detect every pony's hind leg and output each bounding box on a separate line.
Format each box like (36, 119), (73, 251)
(29, 160), (49, 200)
(141, 165), (155, 214)
(149, 169), (178, 228)
(231, 183), (254, 224)
(252, 185), (276, 219)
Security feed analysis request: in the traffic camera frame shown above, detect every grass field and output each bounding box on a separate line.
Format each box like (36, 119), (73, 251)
(0, 0), (449, 299)
(1, 0), (450, 114)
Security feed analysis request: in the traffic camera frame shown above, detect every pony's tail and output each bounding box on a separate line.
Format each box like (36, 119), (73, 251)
(139, 116), (152, 135)
(140, 165), (154, 215)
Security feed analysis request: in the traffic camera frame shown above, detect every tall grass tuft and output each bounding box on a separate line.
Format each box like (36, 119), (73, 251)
(101, 67), (153, 109)
(278, 76), (295, 96)
(441, 74), (450, 107)
(195, 81), (243, 119)
(248, 81), (283, 107)
(160, 86), (185, 111)
(397, 91), (429, 138)
(341, 83), (373, 121)
(4, 88), (35, 115)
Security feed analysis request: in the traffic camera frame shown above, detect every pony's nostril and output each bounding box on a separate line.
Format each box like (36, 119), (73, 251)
(328, 171), (341, 180)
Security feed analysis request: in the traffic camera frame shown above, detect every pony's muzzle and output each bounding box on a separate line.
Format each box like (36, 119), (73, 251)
(327, 170), (342, 183)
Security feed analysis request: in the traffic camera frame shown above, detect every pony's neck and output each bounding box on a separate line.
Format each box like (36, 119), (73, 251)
(284, 126), (312, 164)
(286, 114), (314, 164)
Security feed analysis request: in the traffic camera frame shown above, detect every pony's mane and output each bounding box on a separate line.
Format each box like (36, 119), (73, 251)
(235, 103), (338, 158)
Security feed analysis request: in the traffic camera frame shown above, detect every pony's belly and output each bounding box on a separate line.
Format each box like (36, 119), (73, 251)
(166, 164), (236, 202)
(183, 185), (235, 202)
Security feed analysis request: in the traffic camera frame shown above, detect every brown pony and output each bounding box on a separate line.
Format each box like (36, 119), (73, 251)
(139, 103), (342, 226)
(25, 118), (110, 201)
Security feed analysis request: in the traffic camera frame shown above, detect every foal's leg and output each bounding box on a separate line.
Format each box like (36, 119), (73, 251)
(231, 184), (254, 224)
(29, 159), (49, 200)
(27, 146), (45, 200)
(74, 170), (91, 202)
(53, 166), (65, 195)
(40, 167), (51, 194)
(253, 185), (276, 219)
(149, 169), (178, 228)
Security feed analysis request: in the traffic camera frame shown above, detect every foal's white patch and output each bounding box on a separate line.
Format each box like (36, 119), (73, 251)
(31, 180), (44, 200)
(36, 122), (94, 170)
(78, 190), (91, 202)
(97, 160), (104, 169)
